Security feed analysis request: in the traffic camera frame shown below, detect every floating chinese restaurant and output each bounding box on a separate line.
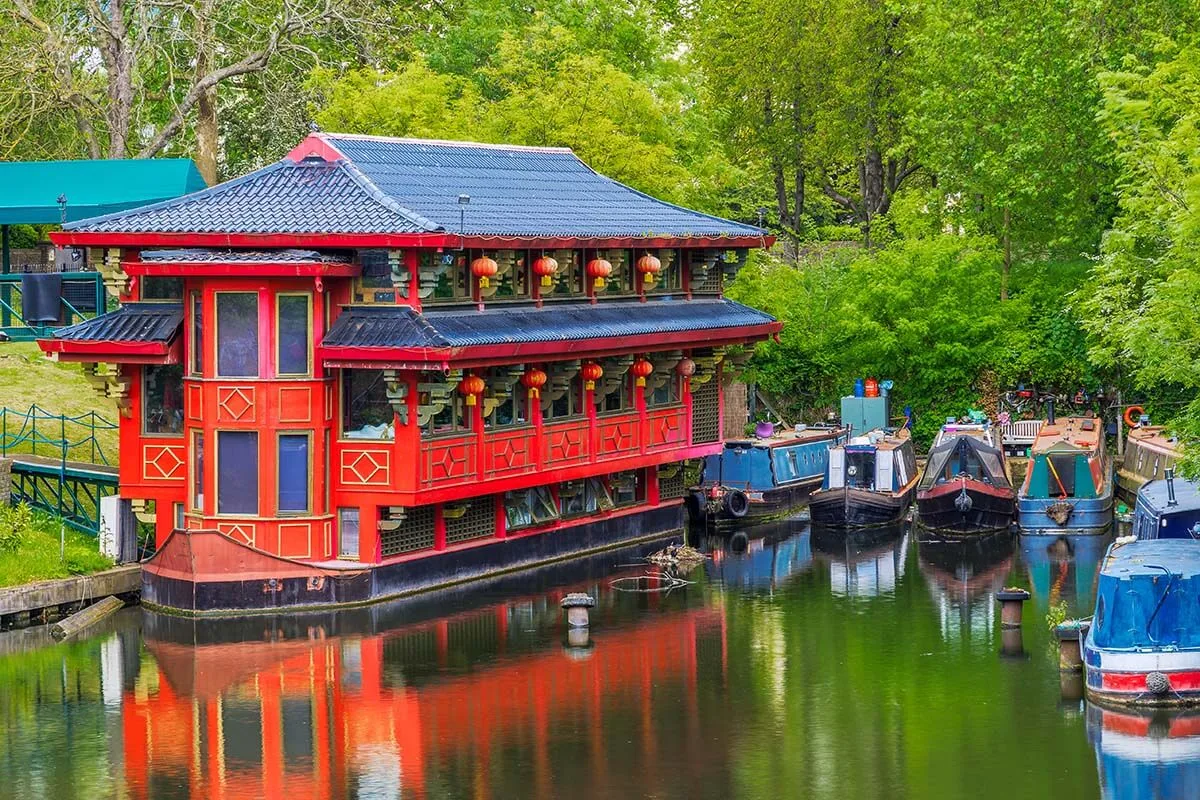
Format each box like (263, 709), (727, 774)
(40, 133), (778, 613)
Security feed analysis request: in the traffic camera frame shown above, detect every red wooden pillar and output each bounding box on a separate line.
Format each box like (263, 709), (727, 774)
(358, 504), (380, 564)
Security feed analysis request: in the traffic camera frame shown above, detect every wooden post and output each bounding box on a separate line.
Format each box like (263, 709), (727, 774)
(51, 595), (125, 640)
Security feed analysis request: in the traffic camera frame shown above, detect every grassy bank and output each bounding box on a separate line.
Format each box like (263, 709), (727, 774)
(0, 341), (119, 463)
(0, 505), (112, 588)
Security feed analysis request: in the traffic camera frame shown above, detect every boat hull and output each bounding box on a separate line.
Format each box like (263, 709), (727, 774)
(142, 502), (685, 615)
(916, 480), (1016, 535)
(1085, 638), (1200, 707)
(707, 478), (821, 529)
(809, 485), (913, 529)
(1017, 492), (1114, 535)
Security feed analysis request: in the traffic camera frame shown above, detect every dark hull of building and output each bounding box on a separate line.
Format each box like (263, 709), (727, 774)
(809, 485), (914, 529)
(142, 503), (684, 616)
(916, 481), (1016, 536)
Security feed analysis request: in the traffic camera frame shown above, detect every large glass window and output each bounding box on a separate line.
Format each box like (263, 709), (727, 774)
(142, 277), (183, 300)
(612, 470), (645, 507)
(342, 371), (395, 439)
(598, 376), (629, 414)
(648, 375), (680, 407)
(338, 508), (360, 559)
(143, 364), (183, 435)
(545, 374), (583, 421)
(559, 478), (613, 517)
(431, 252), (471, 300)
(277, 434), (310, 513)
(486, 392), (527, 429)
(276, 294), (311, 376)
(216, 292), (259, 377)
(217, 431), (258, 515)
(427, 395), (468, 437)
(505, 486), (559, 530)
(190, 291), (203, 376)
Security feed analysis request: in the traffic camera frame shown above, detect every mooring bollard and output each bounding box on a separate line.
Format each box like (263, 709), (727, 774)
(1059, 672), (1085, 705)
(561, 592), (596, 628)
(996, 588), (1030, 629)
(1054, 620), (1089, 672)
(1000, 627), (1026, 660)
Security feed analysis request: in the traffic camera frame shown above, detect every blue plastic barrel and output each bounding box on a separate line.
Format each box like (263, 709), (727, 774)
(853, 379), (865, 398)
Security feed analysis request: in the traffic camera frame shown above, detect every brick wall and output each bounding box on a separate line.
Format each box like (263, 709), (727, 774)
(0, 458), (11, 505)
(723, 381), (748, 439)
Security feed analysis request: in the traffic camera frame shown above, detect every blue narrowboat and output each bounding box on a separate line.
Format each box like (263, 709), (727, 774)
(1087, 703), (1200, 800)
(691, 424), (848, 527)
(1084, 538), (1200, 706)
(1132, 470), (1200, 541)
(1018, 415), (1113, 534)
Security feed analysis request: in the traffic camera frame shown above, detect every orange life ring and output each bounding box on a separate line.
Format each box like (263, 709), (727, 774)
(1124, 406), (1145, 428)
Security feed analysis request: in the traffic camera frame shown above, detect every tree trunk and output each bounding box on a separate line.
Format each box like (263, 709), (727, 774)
(1001, 206), (1011, 301)
(792, 168), (805, 232)
(194, 4), (219, 184)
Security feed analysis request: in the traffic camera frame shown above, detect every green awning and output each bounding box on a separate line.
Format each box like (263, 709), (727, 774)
(0, 159), (207, 225)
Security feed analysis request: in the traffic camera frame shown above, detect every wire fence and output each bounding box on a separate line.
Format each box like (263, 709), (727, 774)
(0, 405), (117, 466)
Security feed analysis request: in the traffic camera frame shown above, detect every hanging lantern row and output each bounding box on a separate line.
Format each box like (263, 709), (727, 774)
(631, 358), (654, 387)
(636, 254), (662, 287)
(458, 374), (486, 406)
(522, 367), (547, 399)
(581, 361), (604, 390)
(471, 255), (498, 288)
(532, 255), (559, 288)
(587, 258), (613, 290)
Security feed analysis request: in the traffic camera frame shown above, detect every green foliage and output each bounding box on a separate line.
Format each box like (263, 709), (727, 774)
(0, 505), (112, 587)
(0, 503), (32, 552)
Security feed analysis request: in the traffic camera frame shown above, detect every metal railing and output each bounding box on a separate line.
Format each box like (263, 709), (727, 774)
(0, 271), (106, 341)
(1000, 419), (1044, 451)
(0, 405), (117, 466)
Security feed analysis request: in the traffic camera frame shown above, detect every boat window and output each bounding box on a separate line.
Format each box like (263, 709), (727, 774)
(505, 486), (558, 530)
(216, 431), (258, 515)
(845, 451), (876, 490)
(215, 292), (260, 377)
(276, 293), (311, 376)
(773, 447), (802, 483)
(192, 431), (204, 511)
(1153, 458), (1161, 478)
(338, 508), (359, 559)
(1047, 455), (1076, 498)
(277, 433), (310, 514)
(559, 478), (613, 517)
(342, 370), (395, 440)
(143, 364), (183, 436)
(1136, 447), (1145, 471)
(612, 470), (645, 506)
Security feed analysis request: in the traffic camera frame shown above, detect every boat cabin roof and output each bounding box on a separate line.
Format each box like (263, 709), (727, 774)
(1030, 416), (1103, 455)
(1102, 539), (1200, 579)
(1127, 425), (1180, 456)
(933, 422), (998, 448)
(728, 425), (845, 449)
(1139, 477), (1200, 515)
(840, 428), (910, 453)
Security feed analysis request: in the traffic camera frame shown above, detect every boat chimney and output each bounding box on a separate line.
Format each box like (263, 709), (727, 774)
(1166, 468), (1178, 506)
(1045, 396), (1055, 426)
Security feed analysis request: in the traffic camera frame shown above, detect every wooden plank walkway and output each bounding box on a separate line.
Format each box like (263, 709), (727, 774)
(0, 564), (140, 621)
(10, 453), (119, 479)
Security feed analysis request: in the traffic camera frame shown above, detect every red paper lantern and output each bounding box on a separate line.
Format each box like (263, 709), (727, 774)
(472, 255), (499, 288)
(631, 358), (654, 387)
(532, 255), (559, 288)
(587, 258), (613, 290)
(676, 357), (696, 377)
(636, 254), (662, 287)
(581, 361), (604, 390)
(459, 374), (486, 406)
(521, 367), (547, 399)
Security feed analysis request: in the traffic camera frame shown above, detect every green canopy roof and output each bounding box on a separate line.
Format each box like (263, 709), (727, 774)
(0, 159), (207, 225)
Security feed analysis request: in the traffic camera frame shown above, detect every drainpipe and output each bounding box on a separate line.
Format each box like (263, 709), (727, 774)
(1166, 468), (1178, 507)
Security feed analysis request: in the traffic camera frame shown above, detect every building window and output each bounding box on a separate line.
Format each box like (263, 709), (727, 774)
(648, 375), (681, 407)
(485, 392), (527, 429)
(612, 470), (645, 507)
(353, 250), (396, 303)
(141, 277), (183, 300)
(427, 395), (468, 437)
(645, 249), (682, 294)
(342, 371), (395, 439)
(190, 291), (203, 376)
(192, 431), (204, 511)
(505, 486), (558, 530)
(217, 431), (258, 515)
(277, 434), (310, 513)
(544, 374), (583, 421)
(598, 375), (629, 414)
(276, 293), (311, 376)
(431, 251), (471, 300)
(338, 508), (360, 559)
(174, 502), (185, 530)
(216, 292), (259, 377)
(143, 364), (183, 435)
(559, 478), (613, 517)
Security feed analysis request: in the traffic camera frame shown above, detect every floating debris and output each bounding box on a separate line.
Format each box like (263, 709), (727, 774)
(646, 543), (707, 568)
(610, 571), (694, 594)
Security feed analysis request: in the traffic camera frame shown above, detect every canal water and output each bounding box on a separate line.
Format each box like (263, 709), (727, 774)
(0, 521), (1186, 799)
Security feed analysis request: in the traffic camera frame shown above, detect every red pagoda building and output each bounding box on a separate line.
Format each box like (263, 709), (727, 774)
(40, 133), (778, 613)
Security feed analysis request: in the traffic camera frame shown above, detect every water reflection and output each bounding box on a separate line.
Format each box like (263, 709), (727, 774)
(701, 520), (813, 592)
(1021, 533), (1112, 616)
(918, 531), (1015, 646)
(811, 524), (909, 598)
(1087, 703), (1200, 800)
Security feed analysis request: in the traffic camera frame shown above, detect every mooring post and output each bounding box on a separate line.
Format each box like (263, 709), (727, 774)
(1054, 620), (1089, 672)
(999, 628), (1026, 660)
(996, 588), (1030, 629)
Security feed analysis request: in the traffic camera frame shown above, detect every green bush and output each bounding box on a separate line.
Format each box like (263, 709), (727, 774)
(0, 504), (32, 552)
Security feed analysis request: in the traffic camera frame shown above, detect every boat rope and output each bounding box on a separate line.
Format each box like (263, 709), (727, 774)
(954, 478), (973, 513)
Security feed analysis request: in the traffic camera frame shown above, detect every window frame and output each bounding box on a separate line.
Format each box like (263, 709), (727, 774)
(337, 508), (360, 561)
(275, 292), (312, 377)
(215, 429), (260, 516)
(140, 276), (184, 301)
(505, 486), (560, 531)
(191, 429), (205, 512)
(141, 363), (184, 437)
(276, 431), (313, 515)
(340, 370), (396, 442)
(189, 290), (203, 376)
(214, 290), (261, 379)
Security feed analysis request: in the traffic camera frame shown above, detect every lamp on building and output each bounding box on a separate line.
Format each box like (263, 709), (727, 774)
(459, 374), (486, 406)
(532, 255), (559, 288)
(581, 361), (604, 390)
(631, 358), (654, 387)
(636, 253), (661, 290)
(522, 367), (547, 399)
(457, 193), (470, 250)
(471, 255), (498, 289)
(587, 257), (613, 291)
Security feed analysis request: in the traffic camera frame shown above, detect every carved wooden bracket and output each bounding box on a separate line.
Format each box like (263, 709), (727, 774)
(416, 369), (460, 426)
(541, 360), (581, 408)
(648, 350), (683, 391)
(477, 250), (517, 299)
(482, 364), (523, 417)
(81, 361), (131, 416)
(388, 250), (409, 298)
(690, 347), (725, 386)
(689, 250), (720, 290)
(98, 248), (130, 299)
(656, 462), (682, 481)
(418, 253), (454, 299)
(382, 368), (410, 425)
(549, 249), (576, 294)
(129, 498), (156, 525)
(596, 355), (633, 399)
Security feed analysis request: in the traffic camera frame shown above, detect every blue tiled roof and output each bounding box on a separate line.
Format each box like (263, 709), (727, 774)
(141, 248), (351, 263)
(321, 298), (776, 350)
(53, 303), (182, 343)
(67, 134), (767, 241)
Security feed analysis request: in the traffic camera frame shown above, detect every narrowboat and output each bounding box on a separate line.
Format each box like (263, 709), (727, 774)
(809, 428), (918, 528)
(915, 420), (1016, 535)
(1131, 470), (1200, 541)
(1017, 415), (1113, 534)
(1084, 538), (1200, 707)
(1118, 423), (1179, 505)
(691, 424), (847, 527)
(1087, 703), (1200, 800)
